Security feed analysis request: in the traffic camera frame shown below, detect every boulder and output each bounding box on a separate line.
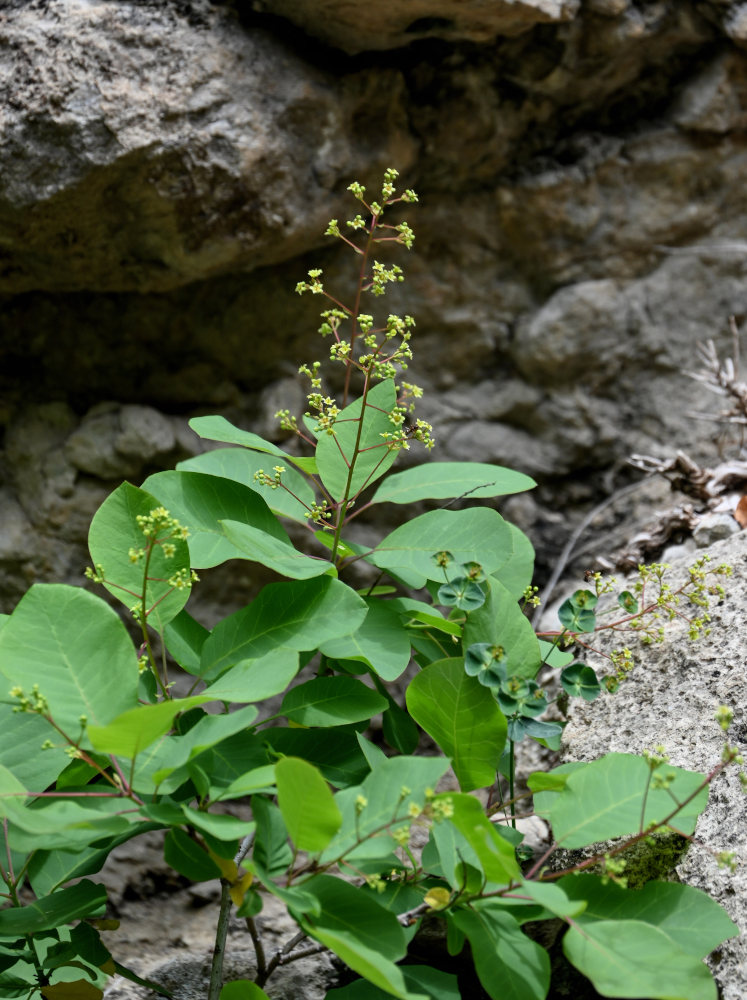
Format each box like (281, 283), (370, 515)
(560, 530), (747, 999)
(0, 0), (415, 293)
(259, 0), (581, 54)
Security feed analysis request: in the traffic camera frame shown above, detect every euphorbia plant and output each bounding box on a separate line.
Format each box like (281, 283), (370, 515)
(0, 170), (741, 1000)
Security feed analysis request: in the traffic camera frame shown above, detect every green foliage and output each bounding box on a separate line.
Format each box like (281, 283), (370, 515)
(0, 168), (740, 1000)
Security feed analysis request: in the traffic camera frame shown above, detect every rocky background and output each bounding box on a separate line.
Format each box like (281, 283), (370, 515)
(2, 0), (747, 614)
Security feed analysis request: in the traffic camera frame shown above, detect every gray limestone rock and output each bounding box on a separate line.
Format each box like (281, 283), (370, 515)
(560, 531), (747, 999)
(260, 0), (581, 54)
(0, 0), (415, 293)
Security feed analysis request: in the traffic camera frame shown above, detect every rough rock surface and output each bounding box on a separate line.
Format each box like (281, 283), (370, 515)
(259, 0), (581, 54)
(2, 0), (747, 609)
(561, 530), (747, 1000)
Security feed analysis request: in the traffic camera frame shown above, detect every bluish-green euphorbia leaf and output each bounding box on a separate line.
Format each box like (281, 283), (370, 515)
(560, 663), (601, 701)
(366, 508), (514, 588)
(534, 753), (709, 847)
(463, 576), (542, 679)
(437, 577), (486, 611)
(558, 590), (597, 633)
(0, 584), (138, 734)
(406, 658), (506, 791)
(88, 482), (191, 629)
(370, 461), (535, 505)
(315, 380), (398, 501)
(200, 577), (367, 679)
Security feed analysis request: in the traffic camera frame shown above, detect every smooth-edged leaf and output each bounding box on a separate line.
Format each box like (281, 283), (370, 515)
(221, 519), (333, 579)
(527, 771), (569, 794)
(563, 920), (717, 1000)
(26, 825), (150, 897)
(381, 696), (419, 754)
(618, 589), (639, 614)
(275, 757), (342, 851)
(326, 966), (459, 1000)
(200, 578), (367, 680)
(520, 880), (587, 919)
(163, 609), (210, 675)
(0, 702), (69, 791)
(280, 677), (387, 727)
(0, 584), (138, 733)
(462, 576), (541, 679)
(252, 797), (294, 876)
(442, 793), (521, 885)
(507, 717), (563, 747)
(188, 416), (288, 456)
(296, 876), (425, 1000)
(0, 881), (106, 935)
(315, 380), (398, 501)
(132, 706), (263, 792)
(203, 648), (299, 703)
(366, 508), (514, 589)
(263, 727), (369, 788)
(406, 658), (506, 792)
(393, 599), (462, 637)
(492, 523), (536, 600)
(87, 696), (212, 759)
(356, 733), (388, 770)
(214, 765), (277, 802)
(220, 982), (271, 1000)
(538, 639), (574, 669)
(140, 470), (288, 569)
(3, 792), (136, 854)
(451, 902), (550, 1000)
(558, 596), (596, 633)
(534, 754), (709, 848)
(88, 482), (190, 629)
(178, 446), (316, 523)
(371, 461), (535, 505)
(321, 756), (450, 864)
(320, 598), (412, 681)
(437, 578), (486, 611)
(558, 875), (738, 958)
(163, 828), (222, 882)
(560, 663), (601, 701)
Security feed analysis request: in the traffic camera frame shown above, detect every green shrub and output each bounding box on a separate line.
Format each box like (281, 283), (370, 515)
(0, 170), (741, 1000)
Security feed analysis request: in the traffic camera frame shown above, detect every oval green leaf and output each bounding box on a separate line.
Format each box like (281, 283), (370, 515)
(276, 757), (342, 852)
(407, 658), (507, 792)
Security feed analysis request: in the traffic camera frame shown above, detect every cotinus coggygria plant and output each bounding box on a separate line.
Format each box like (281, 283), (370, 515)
(0, 170), (741, 1000)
